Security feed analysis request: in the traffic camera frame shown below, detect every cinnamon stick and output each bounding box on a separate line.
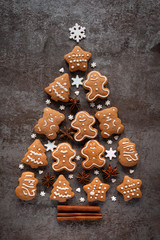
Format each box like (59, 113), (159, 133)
(57, 212), (102, 217)
(57, 216), (102, 221)
(57, 205), (100, 213)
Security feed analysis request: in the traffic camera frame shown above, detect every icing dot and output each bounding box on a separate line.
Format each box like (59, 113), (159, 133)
(95, 180), (98, 183)
(87, 54), (89, 56)
(130, 189), (133, 192)
(127, 195), (130, 198)
(94, 185), (96, 187)
(71, 66), (74, 69)
(133, 183), (135, 186)
(101, 196), (103, 198)
(90, 191), (94, 196)
(137, 194), (139, 196)
(73, 60), (76, 62)
(38, 158), (40, 160)
(98, 191), (100, 193)
(96, 88), (98, 91)
(77, 64), (80, 66)
(99, 187), (101, 189)
(95, 83), (97, 86)
(125, 185), (128, 188)
(132, 193), (135, 195)
(123, 191), (126, 194)
(59, 181), (61, 183)
(49, 89), (52, 92)
(63, 183), (66, 185)
(137, 182), (140, 185)
(68, 56), (71, 58)
(96, 194), (98, 196)
(77, 49), (79, 52)
(82, 54), (84, 57)
(26, 160), (29, 162)
(63, 155), (65, 157)
(137, 188), (139, 190)
(121, 187), (123, 190)
(70, 60), (72, 63)
(100, 183), (102, 185)
(63, 83), (67, 86)
(127, 180), (130, 183)
(127, 191), (129, 193)
(63, 160), (65, 163)
(102, 191), (104, 193)
(83, 65), (86, 68)
(95, 197), (97, 199)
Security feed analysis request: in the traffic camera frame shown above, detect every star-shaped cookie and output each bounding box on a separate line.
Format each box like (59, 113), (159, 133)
(64, 46), (92, 72)
(117, 176), (142, 202)
(83, 177), (110, 202)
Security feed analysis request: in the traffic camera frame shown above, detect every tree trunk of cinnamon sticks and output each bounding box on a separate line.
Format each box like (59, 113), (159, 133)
(57, 205), (102, 221)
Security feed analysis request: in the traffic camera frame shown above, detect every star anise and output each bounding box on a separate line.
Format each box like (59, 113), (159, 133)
(76, 171), (90, 184)
(59, 126), (75, 140)
(68, 97), (80, 111)
(41, 172), (55, 188)
(102, 165), (119, 180)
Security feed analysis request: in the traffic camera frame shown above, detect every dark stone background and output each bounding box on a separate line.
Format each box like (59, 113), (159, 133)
(0, 0), (160, 239)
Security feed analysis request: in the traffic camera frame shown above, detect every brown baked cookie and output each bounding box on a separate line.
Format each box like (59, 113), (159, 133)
(45, 73), (70, 102)
(21, 139), (48, 168)
(15, 172), (38, 201)
(52, 143), (77, 172)
(71, 111), (98, 141)
(64, 46), (92, 72)
(117, 176), (142, 201)
(95, 107), (124, 138)
(83, 177), (110, 202)
(81, 140), (106, 170)
(83, 71), (110, 102)
(117, 138), (139, 167)
(49, 174), (75, 202)
(34, 107), (65, 140)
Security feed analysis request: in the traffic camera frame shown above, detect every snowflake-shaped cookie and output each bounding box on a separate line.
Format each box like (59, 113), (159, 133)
(105, 148), (116, 160)
(44, 140), (57, 151)
(72, 75), (83, 88)
(69, 23), (86, 43)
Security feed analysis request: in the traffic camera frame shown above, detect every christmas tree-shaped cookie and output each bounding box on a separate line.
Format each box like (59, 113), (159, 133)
(49, 175), (75, 202)
(45, 73), (71, 102)
(21, 139), (48, 168)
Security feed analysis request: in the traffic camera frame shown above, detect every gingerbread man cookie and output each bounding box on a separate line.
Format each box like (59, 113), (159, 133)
(95, 107), (124, 138)
(71, 111), (98, 141)
(15, 172), (38, 201)
(34, 107), (65, 140)
(64, 46), (92, 72)
(83, 71), (110, 102)
(52, 143), (77, 172)
(83, 177), (110, 202)
(117, 176), (142, 201)
(21, 139), (48, 168)
(81, 140), (106, 170)
(50, 174), (75, 202)
(45, 73), (71, 102)
(118, 138), (139, 167)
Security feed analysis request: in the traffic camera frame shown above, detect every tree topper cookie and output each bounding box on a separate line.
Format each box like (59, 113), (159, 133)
(83, 71), (110, 102)
(34, 107), (65, 140)
(117, 138), (139, 167)
(83, 177), (110, 202)
(81, 140), (106, 170)
(64, 46), (92, 72)
(71, 111), (98, 142)
(95, 107), (124, 138)
(52, 143), (77, 172)
(15, 172), (38, 201)
(45, 73), (71, 102)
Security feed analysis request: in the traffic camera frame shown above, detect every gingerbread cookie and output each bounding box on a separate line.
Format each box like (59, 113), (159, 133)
(95, 107), (124, 138)
(21, 139), (48, 168)
(52, 143), (77, 172)
(15, 172), (38, 201)
(117, 176), (142, 201)
(64, 46), (92, 72)
(34, 107), (65, 140)
(45, 73), (70, 102)
(81, 140), (106, 170)
(71, 111), (98, 141)
(117, 138), (139, 167)
(50, 174), (75, 202)
(83, 71), (110, 102)
(83, 177), (110, 202)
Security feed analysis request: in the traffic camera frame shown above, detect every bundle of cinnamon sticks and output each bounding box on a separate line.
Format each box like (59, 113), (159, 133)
(57, 205), (102, 221)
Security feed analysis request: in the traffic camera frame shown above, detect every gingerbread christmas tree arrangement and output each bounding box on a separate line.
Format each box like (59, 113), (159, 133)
(15, 23), (142, 221)
(50, 175), (75, 202)
(22, 139), (48, 168)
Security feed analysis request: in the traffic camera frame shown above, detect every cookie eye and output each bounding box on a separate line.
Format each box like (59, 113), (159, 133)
(94, 74), (96, 77)
(91, 75), (93, 77)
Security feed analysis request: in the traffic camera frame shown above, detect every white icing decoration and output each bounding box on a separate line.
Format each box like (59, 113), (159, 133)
(56, 81), (68, 92)
(83, 71), (109, 101)
(52, 85), (65, 100)
(71, 112), (97, 141)
(27, 155), (43, 165)
(43, 120), (47, 126)
(30, 151), (42, 156)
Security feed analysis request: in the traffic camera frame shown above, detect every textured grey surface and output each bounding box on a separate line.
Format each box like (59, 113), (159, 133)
(0, 0), (160, 240)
